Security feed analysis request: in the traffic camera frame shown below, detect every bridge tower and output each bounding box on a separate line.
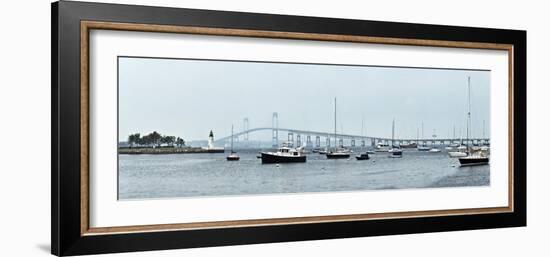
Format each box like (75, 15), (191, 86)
(243, 118), (249, 141)
(272, 112), (279, 147)
(296, 134), (301, 147)
(315, 136), (321, 148)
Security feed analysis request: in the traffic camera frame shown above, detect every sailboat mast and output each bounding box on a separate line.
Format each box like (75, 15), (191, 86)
(466, 76), (471, 151)
(361, 116), (365, 150)
(421, 121), (424, 146)
(483, 120), (486, 138)
(230, 125), (234, 152)
(453, 125), (456, 139)
(392, 118), (395, 148)
(334, 97), (337, 149)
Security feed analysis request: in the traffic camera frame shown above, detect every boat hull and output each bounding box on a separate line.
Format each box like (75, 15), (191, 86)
(448, 151), (467, 158)
(389, 150), (403, 158)
(326, 153), (351, 159)
(355, 154), (369, 160)
(261, 153), (306, 164)
(226, 156), (240, 161)
(459, 157), (489, 166)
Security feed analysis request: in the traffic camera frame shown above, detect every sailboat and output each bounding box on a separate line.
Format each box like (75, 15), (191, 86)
(388, 118), (403, 158)
(226, 125), (240, 161)
(459, 77), (489, 166)
(446, 125), (460, 150)
(326, 98), (351, 159)
(428, 129), (441, 153)
(448, 125), (467, 157)
(417, 121), (430, 151)
(355, 117), (370, 160)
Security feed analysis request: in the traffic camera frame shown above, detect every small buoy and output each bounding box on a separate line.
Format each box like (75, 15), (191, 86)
(276, 164), (280, 167)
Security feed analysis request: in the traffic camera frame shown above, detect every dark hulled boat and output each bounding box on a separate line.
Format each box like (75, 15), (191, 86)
(388, 148), (403, 158)
(325, 98), (351, 160)
(458, 77), (490, 167)
(458, 154), (489, 166)
(226, 152), (240, 161)
(261, 147), (306, 164)
(355, 152), (370, 160)
(260, 142), (306, 164)
(226, 125), (239, 161)
(326, 149), (351, 159)
(388, 119), (403, 158)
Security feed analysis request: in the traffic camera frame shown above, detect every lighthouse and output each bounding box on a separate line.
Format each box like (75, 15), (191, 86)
(202, 130), (225, 153)
(208, 130), (215, 149)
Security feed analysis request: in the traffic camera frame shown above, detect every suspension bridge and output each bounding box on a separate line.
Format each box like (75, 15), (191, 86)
(215, 113), (490, 148)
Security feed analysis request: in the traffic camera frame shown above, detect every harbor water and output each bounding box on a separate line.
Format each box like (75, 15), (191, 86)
(118, 150), (490, 200)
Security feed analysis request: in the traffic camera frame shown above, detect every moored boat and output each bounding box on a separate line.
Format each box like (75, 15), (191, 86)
(226, 153), (240, 161)
(375, 142), (390, 152)
(428, 148), (441, 153)
(260, 142), (306, 164)
(458, 77), (490, 167)
(458, 151), (489, 166)
(417, 145), (430, 151)
(355, 152), (370, 160)
(326, 148), (351, 159)
(388, 119), (403, 158)
(448, 151), (467, 158)
(326, 97), (351, 160)
(400, 142), (417, 149)
(389, 148), (403, 158)
(226, 125), (240, 161)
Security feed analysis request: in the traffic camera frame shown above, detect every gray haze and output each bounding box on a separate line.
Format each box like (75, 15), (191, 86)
(118, 57), (490, 142)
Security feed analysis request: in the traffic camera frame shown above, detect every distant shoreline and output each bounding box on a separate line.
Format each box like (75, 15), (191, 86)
(118, 147), (224, 155)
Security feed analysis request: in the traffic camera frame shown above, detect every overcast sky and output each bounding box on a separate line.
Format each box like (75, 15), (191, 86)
(118, 57), (490, 142)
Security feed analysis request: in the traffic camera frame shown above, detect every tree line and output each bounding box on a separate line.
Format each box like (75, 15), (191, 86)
(127, 131), (185, 147)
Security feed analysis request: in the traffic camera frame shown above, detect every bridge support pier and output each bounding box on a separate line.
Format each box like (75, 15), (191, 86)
(315, 136), (321, 148)
(272, 112), (278, 147)
(288, 132), (294, 145)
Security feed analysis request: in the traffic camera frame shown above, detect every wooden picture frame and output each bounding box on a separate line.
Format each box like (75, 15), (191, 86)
(52, 1), (526, 256)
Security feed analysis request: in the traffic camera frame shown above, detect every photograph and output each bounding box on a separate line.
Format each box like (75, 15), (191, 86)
(117, 56), (491, 200)
(44, 1), (529, 256)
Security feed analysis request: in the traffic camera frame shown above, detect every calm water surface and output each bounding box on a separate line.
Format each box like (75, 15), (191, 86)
(118, 150), (489, 199)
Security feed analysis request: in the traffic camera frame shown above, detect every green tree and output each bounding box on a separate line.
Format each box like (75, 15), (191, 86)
(127, 133), (140, 147)
(161, 135), (176, 146)
(149, 131), (162, 147)
(176, 137), (185, 147)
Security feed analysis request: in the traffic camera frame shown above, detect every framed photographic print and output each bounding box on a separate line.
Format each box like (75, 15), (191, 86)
(51, 1), (526, 256)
